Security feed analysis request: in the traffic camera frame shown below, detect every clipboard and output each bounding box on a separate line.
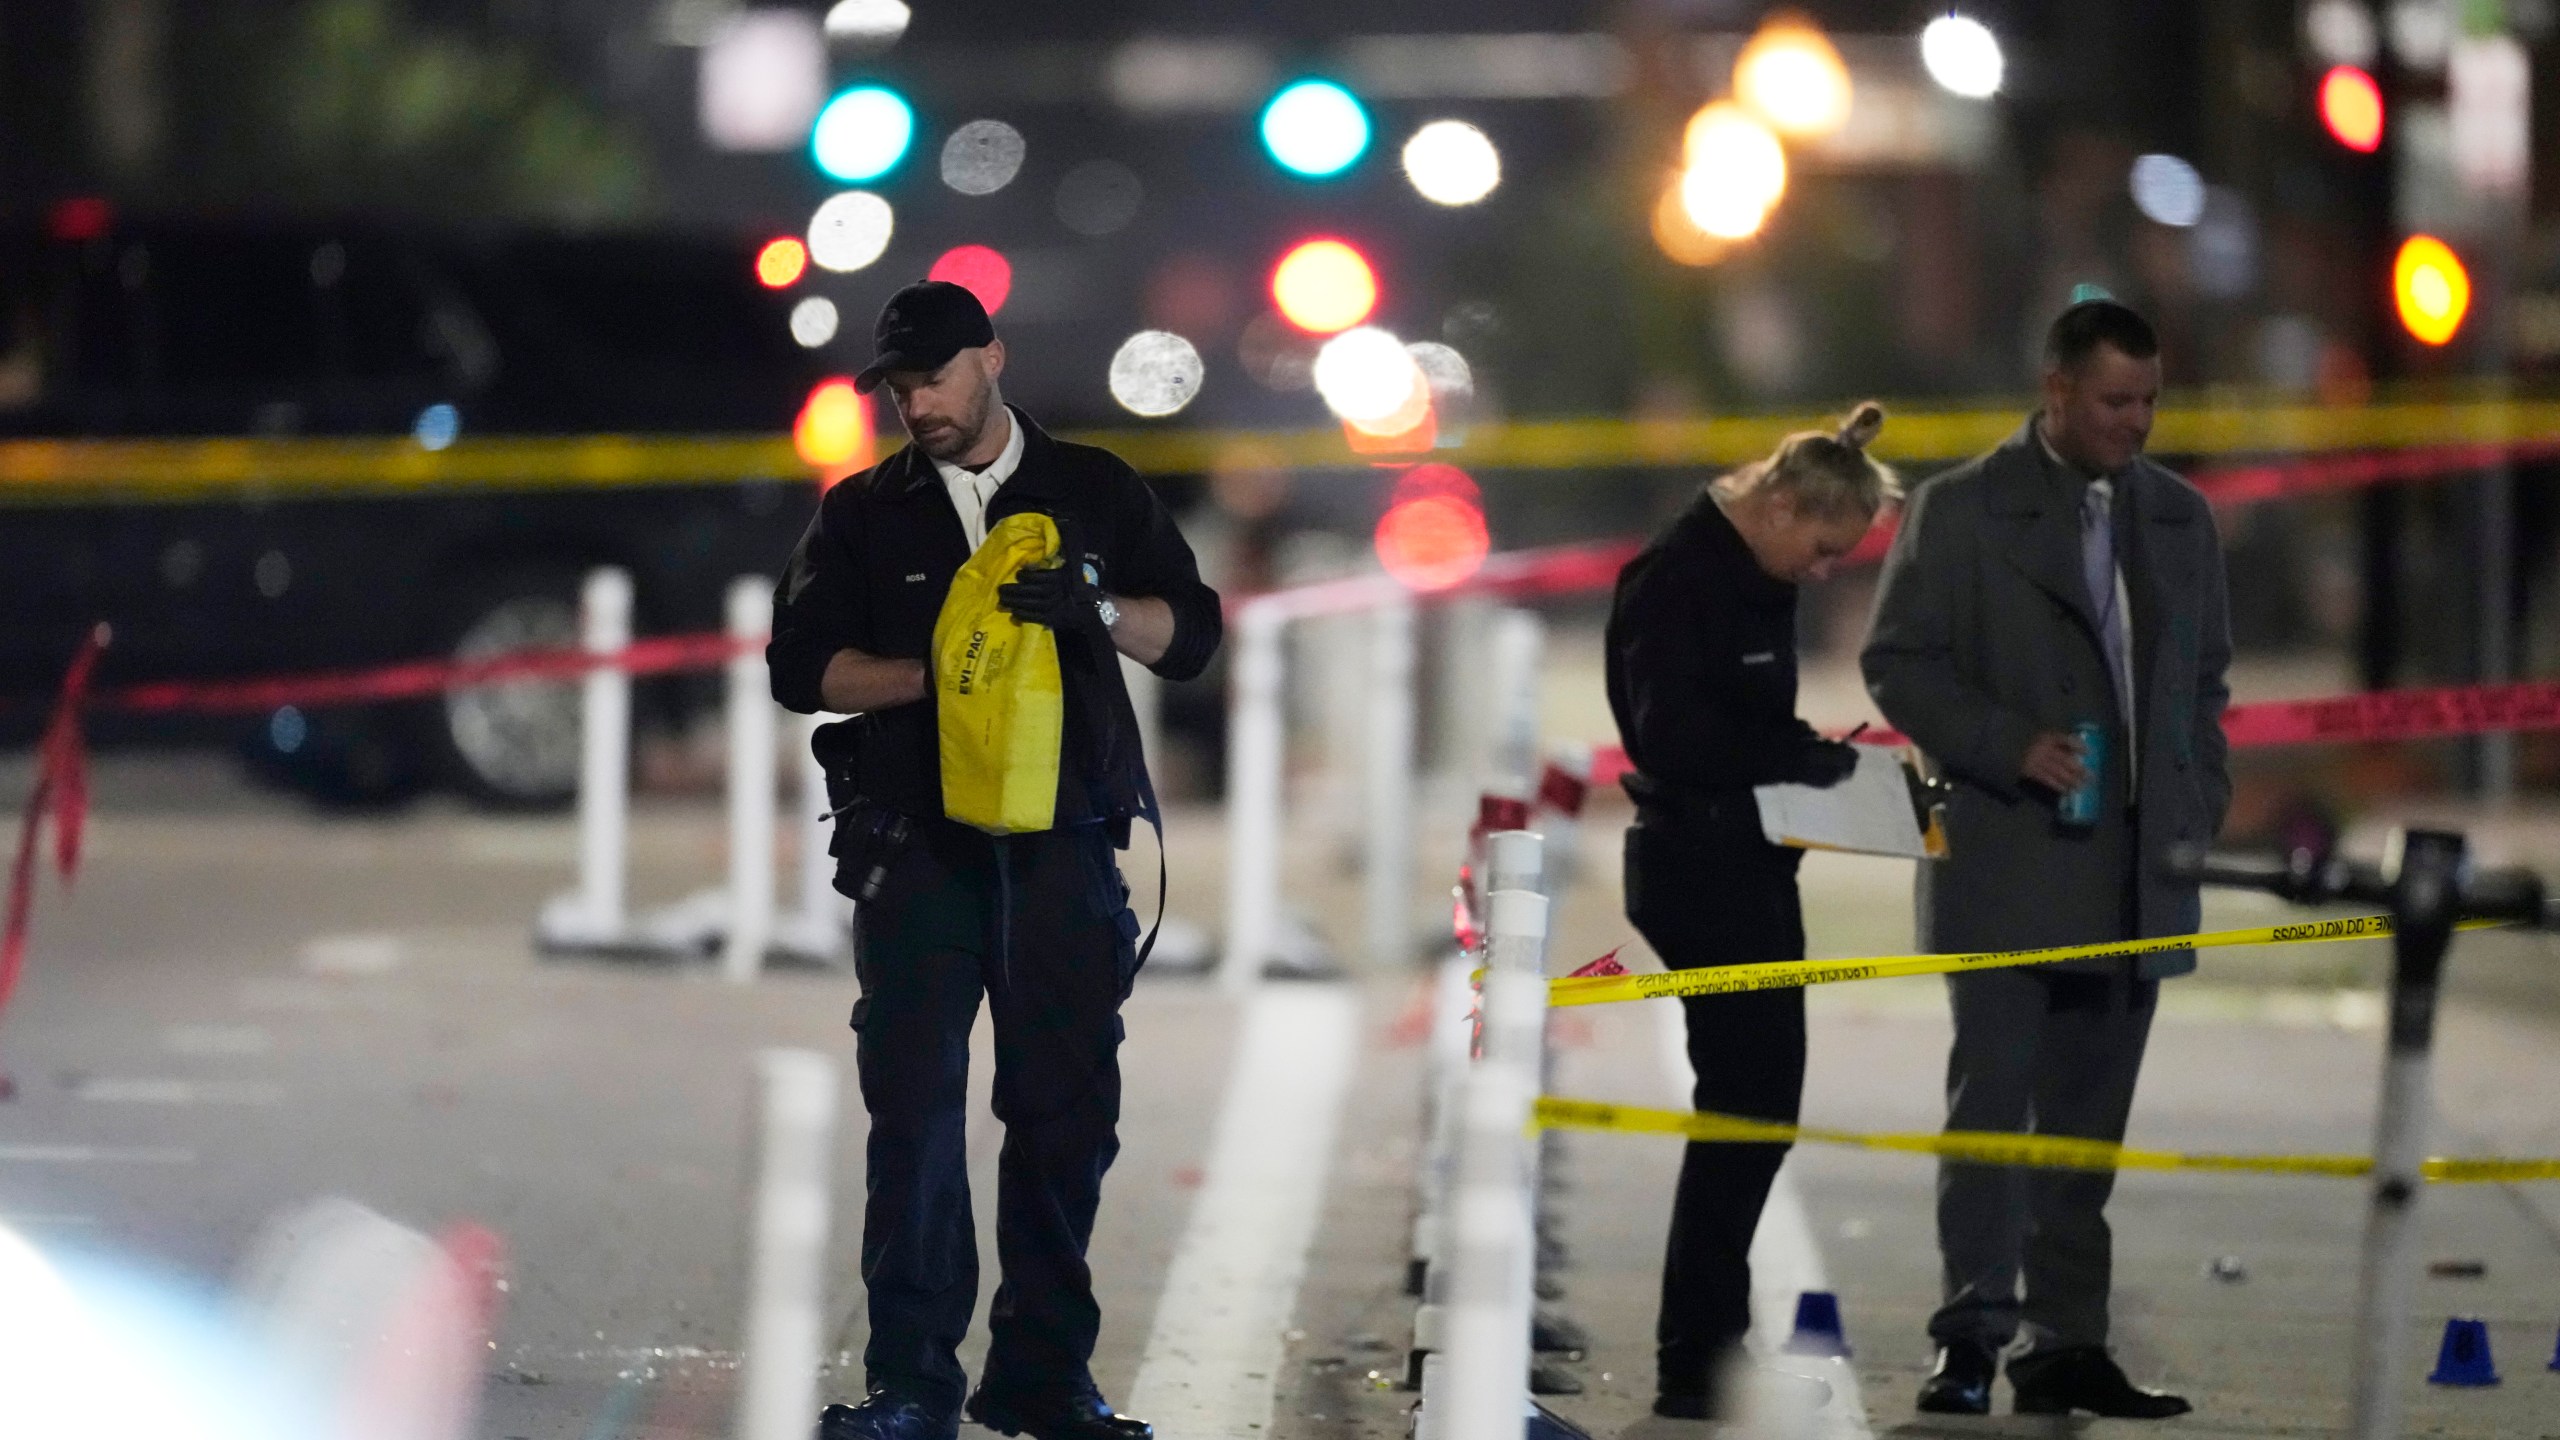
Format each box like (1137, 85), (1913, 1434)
(1752, 746), (1948, 860)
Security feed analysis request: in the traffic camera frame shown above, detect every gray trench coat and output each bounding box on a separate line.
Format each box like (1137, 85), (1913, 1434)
(1860, 422), (2233, 978)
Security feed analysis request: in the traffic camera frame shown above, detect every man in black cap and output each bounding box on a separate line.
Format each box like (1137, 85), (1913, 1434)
(769, 281), (1222, 1440)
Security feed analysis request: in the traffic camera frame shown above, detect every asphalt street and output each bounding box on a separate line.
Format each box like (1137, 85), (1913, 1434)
(4, 752), (2559, 1439)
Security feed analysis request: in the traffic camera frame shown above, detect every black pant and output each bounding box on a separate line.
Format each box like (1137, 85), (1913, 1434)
(849, 819), (1142, 1417)
(1625, 816), (1807, 1391)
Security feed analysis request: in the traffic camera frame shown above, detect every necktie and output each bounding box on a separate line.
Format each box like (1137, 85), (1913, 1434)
(2080, 482), (2128, 719)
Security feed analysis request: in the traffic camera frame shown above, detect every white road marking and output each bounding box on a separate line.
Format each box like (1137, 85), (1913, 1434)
(299, 932), (406, 977)
(1127, 985), (1359, 1439)
(68, 1077), (286, 1106)
(0, 1143), (195, 1164)
(1654, 998), (1873, 1438)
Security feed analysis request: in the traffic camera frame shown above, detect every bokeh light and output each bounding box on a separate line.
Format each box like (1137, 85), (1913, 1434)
(941, 119), (1026, 194)
(1312, 326), (1421, 426)
(2393, 234), (2470, 346)
(1375, 494), (1490, 592)
(1391, 462), (1479, 506)
(790, 296), (841, 348)
(755, 236), (809, 288)
(2319, 65), (2385, 152)
(1680, 102), (1787, 240)
(2303, 0), (2379, 67)
(1260, 79), (1371, 178)
(413, 403), (460, 451)
(928, 244), (1014, 314)
(795, 377), (874, 475)
(823, 0), (911, 47)
(1734, 14), (1854, 139)
(1653, 181), (1735, 266)
(811, 85), (915, 182)
(1401, 121), (1501, 206)
(2129, 154), (2206, 227)
(1270, 239), (1378, 334)
(1108, 331), (1205, 417)
(1405, 341), (1474, 402)
(1921, 14), (2004, 98)
(1055, 159), (1144, 236)
(807, 191), (894, 272)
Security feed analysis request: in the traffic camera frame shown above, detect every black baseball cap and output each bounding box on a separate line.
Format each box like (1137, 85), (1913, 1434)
(854, 280), (997, 394)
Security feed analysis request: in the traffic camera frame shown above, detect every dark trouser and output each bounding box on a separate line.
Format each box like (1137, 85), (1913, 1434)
(849, 819), (1142, 1418)
(1625, 814), (1806, 1392)
(1929, 967), (2157, 1357)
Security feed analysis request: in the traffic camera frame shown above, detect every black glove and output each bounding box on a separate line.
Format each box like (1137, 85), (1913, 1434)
(998, 562), (1107, 639)
(1790, 737), (1859, 788)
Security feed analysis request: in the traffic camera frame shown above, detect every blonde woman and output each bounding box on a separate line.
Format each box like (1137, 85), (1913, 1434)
(1603, 404), (1900, 1420)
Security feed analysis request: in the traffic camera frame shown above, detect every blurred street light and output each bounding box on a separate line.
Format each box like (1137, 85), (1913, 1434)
(928, 244), (1014, 314)
(1920, 14), (2004, 99)
(790, 297), (841, 348)
(2320, 64), (2386, 152)
(811, 84), (915, 182)
(795, 378), (874, 476)
(1270, 239), (1379, 334)
(941, 120), (1026, 195)
(2393, 234), (2471, 345)
(755, 236), (809, 288)
(1402, 121), (1502, 206)
(1375, 490), (1489, 592)
(1312, 326), (1422, 425)
(1261, 79), (1371, 178)
(699, 9), (825, 152)
(2303, 0), (2381, 67)
(1652, 181), (1735, 266)
(824, 0), (911, 49)
(2388, 0), (2453, 73)
(1680, 102), (1787, 240)
(2129, 154), (2206, 227)
(1734, 12), (1854, 140)
(1108, 331), (1206, 417)
(807, 191), (895, 271)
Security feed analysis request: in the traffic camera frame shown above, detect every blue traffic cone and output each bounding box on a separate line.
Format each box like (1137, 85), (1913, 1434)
(1781, 1290), (1851, 1358)
(2547, 1319), (2559, 1372)
(2426, 1317), (2500, 1387)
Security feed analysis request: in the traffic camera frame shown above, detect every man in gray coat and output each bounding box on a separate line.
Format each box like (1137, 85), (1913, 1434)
(1861, 300), (2231, 1420)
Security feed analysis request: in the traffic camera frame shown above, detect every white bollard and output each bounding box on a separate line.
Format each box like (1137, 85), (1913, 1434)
(722, 578), (778, 983)
(1363, 594), (1418, 971)
(1434, 884), (1549, 1440)
(576, 568), (634, 939)
(1220, 603), (1286, 992)
(735, 1049), (839, 1440)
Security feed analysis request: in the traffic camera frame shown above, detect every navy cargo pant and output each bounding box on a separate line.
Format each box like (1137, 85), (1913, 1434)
(848, 817), (1142, 1417)
(1624, 811), (1807, 1393)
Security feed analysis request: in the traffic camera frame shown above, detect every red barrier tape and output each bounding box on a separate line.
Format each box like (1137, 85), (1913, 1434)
(108, 632), (754, 715)
(5, 625), (107, 1019)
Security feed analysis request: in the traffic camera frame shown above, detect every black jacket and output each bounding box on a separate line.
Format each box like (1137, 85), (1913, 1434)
(767, 407), (1221, 834)
(1604, 491), (1820, 845)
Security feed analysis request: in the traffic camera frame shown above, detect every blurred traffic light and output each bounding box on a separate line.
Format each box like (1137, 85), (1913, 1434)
(795, 378), (874, 480)
(1261, 80), (1370, 178)
(1734, 12), (1853, 139)
(2319, 65), (2385, 152)
(1270, 239), (1379, 334)
(2392, 234), (2470, 345)
(928, 244), (1014, 314)
(755, 237), (809, 288)
(1920, 13), (2004, 98)
(1375, 484), (1489, 592)
(812, 84), (915, 182)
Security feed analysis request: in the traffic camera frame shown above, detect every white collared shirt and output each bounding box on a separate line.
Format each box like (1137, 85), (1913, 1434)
(934, 407), (1024, 552)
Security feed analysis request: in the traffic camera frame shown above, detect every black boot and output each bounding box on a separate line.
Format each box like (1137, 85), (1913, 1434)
(1915, 1342), (1997, 1415)
(2008, 1346), (2192, 1419)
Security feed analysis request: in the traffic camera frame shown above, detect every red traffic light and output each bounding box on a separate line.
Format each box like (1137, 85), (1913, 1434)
(2320, 65), (2384, 153)
(927, 245), (1014, 315)
(755, 237), (809, 289)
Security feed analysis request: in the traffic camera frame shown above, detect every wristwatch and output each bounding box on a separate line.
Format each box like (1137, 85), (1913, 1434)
(1094, 595), (1121, 630)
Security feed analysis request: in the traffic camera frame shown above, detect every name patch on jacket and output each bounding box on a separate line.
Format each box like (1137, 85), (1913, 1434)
(1742, 651), (1777, 665)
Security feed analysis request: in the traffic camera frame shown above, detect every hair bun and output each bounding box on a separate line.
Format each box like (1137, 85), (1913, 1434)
(1837, 401), (1885, 451)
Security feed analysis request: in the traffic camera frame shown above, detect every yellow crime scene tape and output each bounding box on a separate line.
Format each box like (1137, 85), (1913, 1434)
(1542, 914), (2508, 1007)
(1531, 1097), (2560, 1184)
(7, 395), (2560, 502)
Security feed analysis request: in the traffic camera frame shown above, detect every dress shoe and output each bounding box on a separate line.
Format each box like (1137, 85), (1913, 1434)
(2008, 1346), (2192, 1419)
(817, 1390), (957, 1440)
(1915, 1342), (1997, 1415)
(963, 1381), (1152, 1440)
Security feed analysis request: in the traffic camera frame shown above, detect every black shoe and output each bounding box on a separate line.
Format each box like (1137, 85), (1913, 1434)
(963, 1382), (1152, 1440)
(2008, 1346), (2192, 1419)
(818, 1390), (957, 1440)
(1650, 1387), (1719, 1421)
(1915, 1342), (1997, 1415)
